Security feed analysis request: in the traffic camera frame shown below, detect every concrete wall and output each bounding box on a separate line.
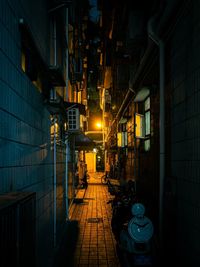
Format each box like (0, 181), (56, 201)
(168, 1), (200, 264)
(0, 1), (66, 266)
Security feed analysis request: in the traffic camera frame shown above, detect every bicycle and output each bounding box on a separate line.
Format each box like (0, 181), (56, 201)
(101, 173), (109, 184)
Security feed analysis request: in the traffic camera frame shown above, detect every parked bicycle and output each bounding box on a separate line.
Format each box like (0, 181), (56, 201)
(101, 172), (109, 184)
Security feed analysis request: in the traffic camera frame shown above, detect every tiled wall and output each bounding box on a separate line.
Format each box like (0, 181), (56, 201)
(0, 0), (66, 266)
(170, 1), (200, 265)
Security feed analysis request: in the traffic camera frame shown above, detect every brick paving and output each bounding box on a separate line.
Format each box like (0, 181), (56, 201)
(70, 172), (121, 267)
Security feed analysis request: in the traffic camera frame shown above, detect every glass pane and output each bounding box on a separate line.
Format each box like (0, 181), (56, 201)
(117, 132), (122, 147)
(135, 114), (144, 138)
(145, 97), (150, 111)
(144, 139), (150, 151)
(145, 111), (150, 135)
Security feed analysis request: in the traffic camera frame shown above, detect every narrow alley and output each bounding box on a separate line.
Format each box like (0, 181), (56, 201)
(72, 172), (120, 267)
(54, 172), (121, 267)
(1, 0), (200, 267)
(54, 172), (160, 267)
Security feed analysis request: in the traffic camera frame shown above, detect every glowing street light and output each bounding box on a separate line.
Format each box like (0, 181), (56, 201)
(95, 121), (102, 129)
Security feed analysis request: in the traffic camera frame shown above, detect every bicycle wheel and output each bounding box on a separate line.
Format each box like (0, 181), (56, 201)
(101, 174), (107, 184)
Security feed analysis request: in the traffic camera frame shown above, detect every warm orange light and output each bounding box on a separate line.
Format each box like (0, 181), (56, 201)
(96, 122), (102, 129)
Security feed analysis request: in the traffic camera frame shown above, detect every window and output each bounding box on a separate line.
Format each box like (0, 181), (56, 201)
(145, 111), (150, 135)
(134, 95), (151, 151)
(135, 113), (145, 138)
(144, 96), (150, 151)
(67, 108), (80, 131)
(117, 132), (127, 147)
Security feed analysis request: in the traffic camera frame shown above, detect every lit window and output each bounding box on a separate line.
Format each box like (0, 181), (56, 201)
(117, 132), (127, 147)
(144, 96), (150, 151)
(134, 95), (151, 151)
(135, 113), (145, 138)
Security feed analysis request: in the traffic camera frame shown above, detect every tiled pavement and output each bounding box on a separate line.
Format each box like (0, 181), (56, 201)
(70, 172), (121, 267)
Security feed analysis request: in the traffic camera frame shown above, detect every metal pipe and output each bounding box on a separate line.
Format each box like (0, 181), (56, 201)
(116, 87), (135, 120)
(52, 18), (57, 99)
(53, 117), (57, 247)
(65, 135), (69, 220)
(72, 135), (76, 199)
(65, 7), (69, 101)
(53, 19), (57, 247)
(106, 87), (135, 142)
(48, 3), (68, 13)
(148, 20), (165, 247)
(133, 104), (137, 183)
(159, 40), (165, 246)
(65, 7), (69, 220)
(53, 18), (57, 66)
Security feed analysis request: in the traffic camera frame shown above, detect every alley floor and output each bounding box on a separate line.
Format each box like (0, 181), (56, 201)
(69, 172), (121, 267)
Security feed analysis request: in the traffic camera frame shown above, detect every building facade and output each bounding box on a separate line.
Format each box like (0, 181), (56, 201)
(0, 0), (74, 266)
(101, 0), (200, 265)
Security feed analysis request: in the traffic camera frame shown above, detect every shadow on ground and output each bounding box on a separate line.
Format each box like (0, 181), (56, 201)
(54, 220), (79, 267)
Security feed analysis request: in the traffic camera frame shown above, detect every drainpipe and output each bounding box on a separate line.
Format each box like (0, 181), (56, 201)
(53, 15), (58, 247)
(65, 134), (69, 220)
(53, 17), (57, 93)
(65, 7), (69, 220)
(65, 7), (69, 101)
(133, 105), (137, 184)
(53, 117), (57, 247)
(148, 19), (165, 247)
(116, 87), (135, 121)
(53, 18), (58, 248)
(106, 87), (135, 142)
(72, 135), (76, 199)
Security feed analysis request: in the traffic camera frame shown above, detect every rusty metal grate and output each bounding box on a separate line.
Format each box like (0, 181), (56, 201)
(87, 217), (103, 223)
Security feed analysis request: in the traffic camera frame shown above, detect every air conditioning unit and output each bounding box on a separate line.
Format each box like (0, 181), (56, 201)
(67, 108), (80, 131)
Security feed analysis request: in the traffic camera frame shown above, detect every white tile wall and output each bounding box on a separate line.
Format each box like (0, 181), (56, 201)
(0, 1), (66, 266)
(170, 3), (200, 265)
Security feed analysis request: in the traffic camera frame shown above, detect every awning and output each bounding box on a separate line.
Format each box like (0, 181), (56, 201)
(64, 102), (86, 116)
(75, 132), (95, 150)
(134, 87), (150, 102)
(45, 100), (86, 118)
